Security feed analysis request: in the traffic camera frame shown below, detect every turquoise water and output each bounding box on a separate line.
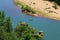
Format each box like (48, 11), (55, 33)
(0, 0), (60, 40)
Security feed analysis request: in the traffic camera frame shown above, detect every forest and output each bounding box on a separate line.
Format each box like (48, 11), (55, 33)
(0, 11), (43, 40)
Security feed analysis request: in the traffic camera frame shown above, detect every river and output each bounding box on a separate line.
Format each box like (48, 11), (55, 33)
(0, 0), (60, 40)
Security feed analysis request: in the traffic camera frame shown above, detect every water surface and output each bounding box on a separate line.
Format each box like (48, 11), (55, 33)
(0, 0), (60, 40)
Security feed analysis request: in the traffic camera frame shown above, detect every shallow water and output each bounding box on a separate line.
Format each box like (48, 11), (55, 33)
(0, 0), (60, 40)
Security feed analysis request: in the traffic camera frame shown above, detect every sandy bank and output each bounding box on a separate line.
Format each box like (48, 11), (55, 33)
(15, 0), (60, 20)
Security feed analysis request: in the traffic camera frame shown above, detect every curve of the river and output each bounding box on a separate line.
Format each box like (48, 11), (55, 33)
(0, 0), (60, 40)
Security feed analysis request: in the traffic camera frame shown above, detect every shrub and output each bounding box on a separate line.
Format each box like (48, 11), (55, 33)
(53, 2), (58, 9)
(22, 5), (35, 14)
(26, 5), (35, 13)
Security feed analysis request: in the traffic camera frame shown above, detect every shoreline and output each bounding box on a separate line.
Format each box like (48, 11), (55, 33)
(14, 0), (60, 20)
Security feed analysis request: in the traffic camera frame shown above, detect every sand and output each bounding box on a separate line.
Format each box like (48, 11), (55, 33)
(15, 0), (60, 20)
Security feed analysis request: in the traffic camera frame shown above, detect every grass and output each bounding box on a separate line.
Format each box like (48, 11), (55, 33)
(15, 0), (25, 7)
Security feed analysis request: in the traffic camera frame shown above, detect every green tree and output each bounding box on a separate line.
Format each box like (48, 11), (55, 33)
(0, 11), (43, 40)
(0, 11), (5, 26)
(5, 17), (12, 32)
(0, 26), (5, 40)
(15, 22), (29, 37)
(0, 11), (6, 40)
(15, 22), (42, 40)
(4, 32), (18, 40)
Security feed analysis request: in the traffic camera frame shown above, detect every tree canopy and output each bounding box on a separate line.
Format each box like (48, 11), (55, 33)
(0, 11), (43, 40)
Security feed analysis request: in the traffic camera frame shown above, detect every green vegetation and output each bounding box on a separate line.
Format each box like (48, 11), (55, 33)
(15, 0), (50, 17)
(16, 0), (25, 7)
(0, 11), (43, 40)
(53, 2), (58, 9)
(22, 5), (35, 13)
(16, 0), (35, 14)
(47, 0), (60, 5)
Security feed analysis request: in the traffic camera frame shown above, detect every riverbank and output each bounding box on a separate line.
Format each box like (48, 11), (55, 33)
(15, 0), (60, 20)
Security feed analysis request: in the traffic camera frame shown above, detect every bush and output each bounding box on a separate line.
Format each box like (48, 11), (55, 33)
(53, 2), (58, 9)
(21, 5), (35, 14)
(15, 22), (42, 40)
(25, 5), (35, 13)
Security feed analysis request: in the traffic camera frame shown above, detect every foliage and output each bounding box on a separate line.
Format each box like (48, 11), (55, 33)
(16, 1), (35, 14)
(5, 17), (12, 32)
(0, 11), (5, 26)
(4, 32), (18, 40)
(0, 11), (43, 40)
(25, 5), (35, 13)
(21, 5), (35, 14)
(53, 2), (58, 9)
(15, 22), (42, 40)
(0, 26), (5, 40)
(47, 0), (60, 5)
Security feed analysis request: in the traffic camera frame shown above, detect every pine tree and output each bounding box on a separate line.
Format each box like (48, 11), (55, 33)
(0, 26), (5, 40)
(5, 17), (12, 32)
(0, 11), (5, 26)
